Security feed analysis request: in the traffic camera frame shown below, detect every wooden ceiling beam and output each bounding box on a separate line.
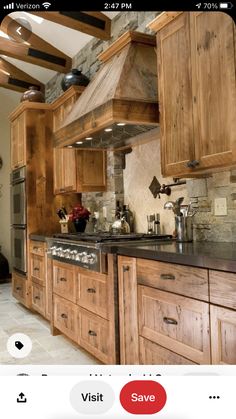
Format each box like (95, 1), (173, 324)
(30, 11), (111, 40)
(0, 21), (72, 72)
(0, 16), (72, 73)
(0, 57), (44, 93)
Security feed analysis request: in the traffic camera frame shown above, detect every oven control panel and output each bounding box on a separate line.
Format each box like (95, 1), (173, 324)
(47, 241), (100, 271)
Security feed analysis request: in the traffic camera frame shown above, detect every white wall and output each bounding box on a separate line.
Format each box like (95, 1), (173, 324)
(123, 137), (189, 235)
(0, 88), (21, 271)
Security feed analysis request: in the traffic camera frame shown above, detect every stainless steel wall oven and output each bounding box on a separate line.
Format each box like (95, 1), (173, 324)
(11, 167), (27, 274)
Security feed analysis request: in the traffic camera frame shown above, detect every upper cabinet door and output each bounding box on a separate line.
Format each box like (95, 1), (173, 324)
(11, 113), (26, 170)
(157, 13), (195, 177)
(190, 12), (236, 169)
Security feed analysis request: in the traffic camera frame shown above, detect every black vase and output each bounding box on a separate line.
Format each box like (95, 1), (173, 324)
(61, 69), (90, 91)
(73, 219), (87, 233)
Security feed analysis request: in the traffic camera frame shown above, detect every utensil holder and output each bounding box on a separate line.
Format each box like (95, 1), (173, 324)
(175, 216), (193, 242)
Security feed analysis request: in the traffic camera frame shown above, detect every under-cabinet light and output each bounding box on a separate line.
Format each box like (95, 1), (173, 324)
(105, 128), (112, 132)
(117, 123), (126, 126)
(85, 137), (93, 140)
(76, 141), (83, 144)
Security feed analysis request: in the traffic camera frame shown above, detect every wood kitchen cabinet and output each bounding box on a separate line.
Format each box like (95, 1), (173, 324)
(12, 271), (27, 306)
(118, 256), (139, 364)
(53, 148), (106, 194)
(138, 285), (210, 364)
(118, 256), (211, 364)
(11, 112), (26, 170)
(150, 12), (236, 177)
(51, 256), (117, 364)
(51, 86), (107, 194)
(210, 305), (236, 365)
(29, 240), (51, 320)
(118, 255), (236, 365)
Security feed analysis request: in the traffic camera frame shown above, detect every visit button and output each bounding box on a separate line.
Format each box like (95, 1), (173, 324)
(120, 380), (167, 414)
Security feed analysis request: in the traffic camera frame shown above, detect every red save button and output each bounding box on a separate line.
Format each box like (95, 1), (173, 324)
(120, 380), (167, 415)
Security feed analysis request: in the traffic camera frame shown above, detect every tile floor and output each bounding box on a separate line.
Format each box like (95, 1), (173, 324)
(0, 283), (100, 365)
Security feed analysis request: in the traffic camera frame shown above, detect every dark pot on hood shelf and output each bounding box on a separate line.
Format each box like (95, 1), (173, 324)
(21, 86), (45, 103)
(61, 69), (90, 91)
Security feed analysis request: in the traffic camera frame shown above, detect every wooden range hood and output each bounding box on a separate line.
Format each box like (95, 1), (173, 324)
(54, 31), (159, 150)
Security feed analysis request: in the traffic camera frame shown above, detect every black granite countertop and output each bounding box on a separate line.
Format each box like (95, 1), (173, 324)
(102, 241), (236, 273)
(29, 234), (48, 242)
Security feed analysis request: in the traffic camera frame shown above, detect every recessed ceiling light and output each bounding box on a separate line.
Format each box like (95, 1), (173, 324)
(85, 137), (93, 140)
(76, 141), (83, 144)
(105, 128), (112, 132)
(117, 123), (126, 126)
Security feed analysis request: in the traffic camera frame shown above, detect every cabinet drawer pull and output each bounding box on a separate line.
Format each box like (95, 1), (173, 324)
(34, 267), (40, 271)
(16, 286), (21, 291)
(88, 330), (97, 337)
(35, 296), (40, 300)
(59, 277), (67, 282)
(33, 246), (40, 251)
(160, 273), (175, 280)
(61, 313), (68, 319)
(186, 160), (199, 169)
(163, 317), (178, 325)
(87, 288), (96, 293)
(123, 266), (130, 272)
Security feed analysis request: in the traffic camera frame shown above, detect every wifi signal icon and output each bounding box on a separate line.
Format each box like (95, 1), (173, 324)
(42, 2), (51, 8)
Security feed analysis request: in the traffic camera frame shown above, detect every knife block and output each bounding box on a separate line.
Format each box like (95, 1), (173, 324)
(59, 220), (68, 234)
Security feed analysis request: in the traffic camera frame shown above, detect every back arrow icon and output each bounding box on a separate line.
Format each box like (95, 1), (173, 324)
(16, 26), (22, 35)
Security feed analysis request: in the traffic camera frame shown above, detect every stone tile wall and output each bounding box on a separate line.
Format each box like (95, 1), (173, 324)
(123, 137), (236, 242)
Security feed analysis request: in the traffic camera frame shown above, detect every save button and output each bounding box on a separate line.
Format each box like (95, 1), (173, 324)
(120, 380), (167, 414)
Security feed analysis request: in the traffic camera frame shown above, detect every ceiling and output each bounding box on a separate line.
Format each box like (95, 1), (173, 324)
(0, 11), (119, 84)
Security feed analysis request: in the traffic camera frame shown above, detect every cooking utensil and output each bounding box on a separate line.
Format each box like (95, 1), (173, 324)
(180, 205), (188, 217)
(57, 209), (66, 220)
(164, 201), (176, 214)
(174, 197), (184, 216)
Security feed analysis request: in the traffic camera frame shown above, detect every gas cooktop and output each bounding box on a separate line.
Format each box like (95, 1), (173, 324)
(53, 232), (172, 243)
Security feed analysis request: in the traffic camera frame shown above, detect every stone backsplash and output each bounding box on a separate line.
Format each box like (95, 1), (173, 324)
(123, 138), (236, 242)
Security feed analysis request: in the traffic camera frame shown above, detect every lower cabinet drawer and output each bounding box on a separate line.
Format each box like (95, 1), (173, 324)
(54, 295), (78, 341)
(31, 282), (45, 316)
(139, 337), (196, 365)
(78, 307), (110, 364)
(77, 272), (108, 319)
(53, 261), (76, 303)
(12, 272), (26, 305)
(138, 286), (210, 364)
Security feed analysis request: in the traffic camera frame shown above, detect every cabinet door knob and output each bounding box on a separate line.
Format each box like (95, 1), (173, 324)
(34, 267), (40, 271)
(87, 288), (96, 293)
(61, 313), (68, 319)
(163, 317), (178, 325)
(59, 277), (67, 282)
(88, 330), (97, 337)
(186, 160), (199, 169)
(160, 273), (175, 280)
(35, 296), (40, 300)
(16, 286), (21, 291)
(123, 266), (130, 272)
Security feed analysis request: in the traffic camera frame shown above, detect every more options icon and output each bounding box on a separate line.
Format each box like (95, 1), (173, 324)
(7, 333), (32, 359)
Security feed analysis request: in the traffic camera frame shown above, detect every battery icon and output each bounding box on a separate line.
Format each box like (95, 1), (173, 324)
(219, 2), (233, 8)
